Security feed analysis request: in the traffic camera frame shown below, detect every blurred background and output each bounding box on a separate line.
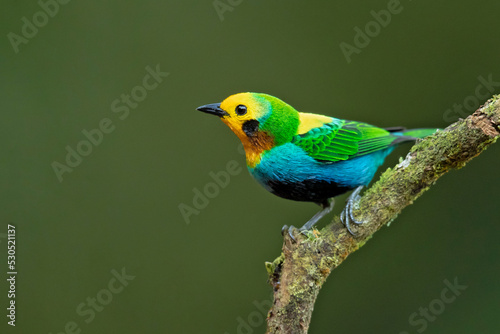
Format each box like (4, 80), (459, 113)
(1, 1), (499, 333)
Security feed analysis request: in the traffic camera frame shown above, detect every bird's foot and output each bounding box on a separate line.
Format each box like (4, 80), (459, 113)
(281, 225), (306, 242)
(281, 225), (319, 242)
(282, 198), (335, 243)
(341, 186), (365, 236)
(281, 225), (296, 241)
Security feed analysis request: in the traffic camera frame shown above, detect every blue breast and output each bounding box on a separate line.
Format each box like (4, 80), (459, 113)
(248, 143), (393, 202)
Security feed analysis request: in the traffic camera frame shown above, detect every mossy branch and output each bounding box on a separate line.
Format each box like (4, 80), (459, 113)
(264, 95), (500, 334)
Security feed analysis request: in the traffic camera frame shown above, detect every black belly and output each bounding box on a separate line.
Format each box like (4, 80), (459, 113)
(264, 179), (353, 204)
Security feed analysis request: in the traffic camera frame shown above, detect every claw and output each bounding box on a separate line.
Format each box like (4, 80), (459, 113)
(341, 186), (365, 236)
(281, 225), (298, 242)
(281, 225), (289, 236)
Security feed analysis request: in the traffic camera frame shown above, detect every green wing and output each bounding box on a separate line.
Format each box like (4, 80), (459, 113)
(291, 119), (399, 162)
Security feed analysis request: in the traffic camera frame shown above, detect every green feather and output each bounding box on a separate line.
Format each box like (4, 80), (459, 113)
(256, 94), (300, 146)
(292, 120), (403, 162)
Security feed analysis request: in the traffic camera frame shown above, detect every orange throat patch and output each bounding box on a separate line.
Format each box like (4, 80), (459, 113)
(221, 119), (274, 168)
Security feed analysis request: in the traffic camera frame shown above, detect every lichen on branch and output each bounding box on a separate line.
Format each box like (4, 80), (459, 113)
(265, 95), (500, 334)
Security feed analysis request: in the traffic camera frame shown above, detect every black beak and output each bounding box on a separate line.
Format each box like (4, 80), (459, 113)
(196, 103), (229, 117)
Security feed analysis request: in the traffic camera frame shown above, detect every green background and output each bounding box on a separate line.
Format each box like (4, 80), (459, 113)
(1, 1), (499, 333)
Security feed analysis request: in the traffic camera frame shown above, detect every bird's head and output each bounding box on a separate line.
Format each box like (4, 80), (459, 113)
(197, 93), (300, 160)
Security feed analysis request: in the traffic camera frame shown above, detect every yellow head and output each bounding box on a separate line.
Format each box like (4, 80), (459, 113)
(197, 92), (300, 167)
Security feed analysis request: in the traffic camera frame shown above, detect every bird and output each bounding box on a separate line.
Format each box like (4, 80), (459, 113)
(197, 92), (438, 238)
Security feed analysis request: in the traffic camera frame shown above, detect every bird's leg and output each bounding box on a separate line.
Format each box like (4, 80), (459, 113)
(299, 198), (335, 232)
(282, 198), (335, 241)
(340, 186), (364, 236)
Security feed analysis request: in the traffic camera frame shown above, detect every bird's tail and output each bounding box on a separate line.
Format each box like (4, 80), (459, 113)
(387, 127), (439, 145)
(400, 128), (440, 139)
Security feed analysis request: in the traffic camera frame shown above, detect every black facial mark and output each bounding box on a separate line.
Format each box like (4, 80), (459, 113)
(242, 120), (259, 137)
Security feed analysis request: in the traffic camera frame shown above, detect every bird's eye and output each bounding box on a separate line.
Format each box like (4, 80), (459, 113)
(235, 105), (247, 116)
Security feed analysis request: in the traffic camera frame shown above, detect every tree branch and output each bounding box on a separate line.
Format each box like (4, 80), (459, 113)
(264, 95), (500, 334)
